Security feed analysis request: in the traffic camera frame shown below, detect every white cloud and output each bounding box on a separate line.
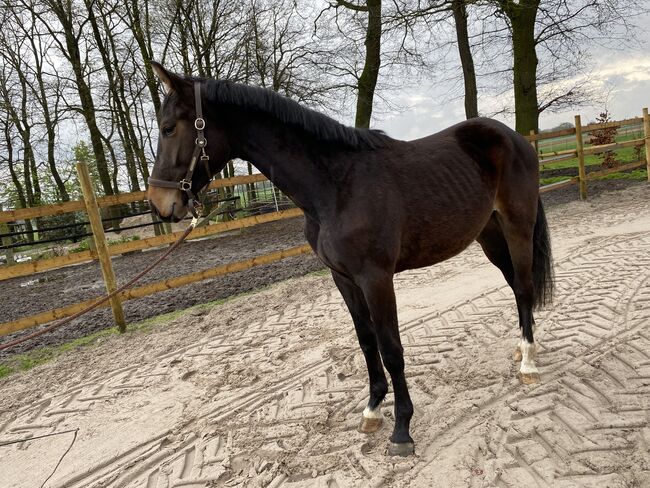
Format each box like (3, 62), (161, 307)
(378, 12), (650, 137)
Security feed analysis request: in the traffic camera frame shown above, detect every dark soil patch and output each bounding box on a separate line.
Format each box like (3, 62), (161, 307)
(540, 161), (642, 179)
(0, 217), (323, 358)
(1, 177), (645, 358)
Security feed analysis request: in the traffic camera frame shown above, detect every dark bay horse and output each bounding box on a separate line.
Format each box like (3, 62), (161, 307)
(147, 62), (553, 457)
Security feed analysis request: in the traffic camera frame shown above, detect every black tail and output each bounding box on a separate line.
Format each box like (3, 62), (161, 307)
(532, 198), (553, 309)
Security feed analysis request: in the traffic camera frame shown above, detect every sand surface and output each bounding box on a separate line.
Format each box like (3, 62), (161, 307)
(2, 183), (650, 487)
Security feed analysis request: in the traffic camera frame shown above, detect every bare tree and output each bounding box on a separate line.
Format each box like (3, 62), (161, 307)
(321, 0), (383, 128)
(452, 0), (478, 118)
(34, 0), (116, 195)
(17, 4), (70, 200)
(492, 0), (644, 133)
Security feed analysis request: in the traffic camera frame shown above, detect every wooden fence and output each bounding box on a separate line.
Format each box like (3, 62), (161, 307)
(532, 111), (650, 199)
(1, 108), (650, 339)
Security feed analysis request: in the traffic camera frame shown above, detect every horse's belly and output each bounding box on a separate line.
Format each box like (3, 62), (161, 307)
(396, 237), (473, 272)
(395, 214), (488, 272)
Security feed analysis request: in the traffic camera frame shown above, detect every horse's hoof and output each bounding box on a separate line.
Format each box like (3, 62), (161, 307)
(359, 416), (383, 434)
(513, 347), (522, 362)
(519, 372), (541, 385)
(387, 441), (415, 457)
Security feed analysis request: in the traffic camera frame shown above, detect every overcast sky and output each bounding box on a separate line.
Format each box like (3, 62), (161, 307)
(377, 11), (650, 140)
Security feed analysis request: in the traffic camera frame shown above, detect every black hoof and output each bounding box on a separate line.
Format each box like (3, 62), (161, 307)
(387, 441), (415, 457)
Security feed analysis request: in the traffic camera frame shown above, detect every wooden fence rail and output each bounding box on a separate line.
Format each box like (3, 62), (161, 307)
(1, 108), (649, 340)
(0, 208), (304, 281)
(0, 244), (313, 337)
(0, 173), (269, 224)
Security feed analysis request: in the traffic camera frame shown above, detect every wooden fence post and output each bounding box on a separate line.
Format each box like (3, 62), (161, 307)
(643, 108), (650, 181)
(575, 114), (587, 200)
(0, 204), (15, 266)
(76, 162), (126, 332)
(529, 129), (538, 154)
(85, 223), (97, 253)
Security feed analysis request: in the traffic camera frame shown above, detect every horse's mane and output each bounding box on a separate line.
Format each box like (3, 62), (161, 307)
(202, 79), (391, 150)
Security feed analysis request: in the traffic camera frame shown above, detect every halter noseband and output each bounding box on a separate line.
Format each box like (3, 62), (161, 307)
(148, 82), (213, 218)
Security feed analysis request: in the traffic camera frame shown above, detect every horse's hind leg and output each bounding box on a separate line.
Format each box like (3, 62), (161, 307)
(500, 211), (539, 384)
(331, 271), (388, 434)
(477, 212), (515, 287)
(478, 211), (539, 383)
(477, 213), (522, 361)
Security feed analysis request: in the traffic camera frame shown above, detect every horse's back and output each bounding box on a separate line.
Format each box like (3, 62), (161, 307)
(315, 117), (540, 275)
(385, 118), (539, 271)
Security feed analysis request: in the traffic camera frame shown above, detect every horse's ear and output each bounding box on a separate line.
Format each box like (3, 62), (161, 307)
(151, 61), (178, 96)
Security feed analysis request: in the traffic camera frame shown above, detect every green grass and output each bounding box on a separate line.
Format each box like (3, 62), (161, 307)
(540, 145), (644, 171)
(593, 168), (647, 181)
(540, 164), (647, 187)
(0, 327), (119, 379)
(0, 266), (328, 379)
(538, 128), (644, 153)
(0, 364), (13, 378)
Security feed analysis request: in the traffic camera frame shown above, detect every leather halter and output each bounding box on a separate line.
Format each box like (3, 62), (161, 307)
(148, 82), (212, 218)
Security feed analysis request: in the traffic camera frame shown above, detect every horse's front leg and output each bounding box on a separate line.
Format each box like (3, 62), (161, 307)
(358, 269), (415, 456)
(332, 271), (388, 433)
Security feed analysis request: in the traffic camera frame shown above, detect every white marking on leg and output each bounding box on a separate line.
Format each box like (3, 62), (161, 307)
(363, 405), (383, 419)
(519, 340), (539, 375)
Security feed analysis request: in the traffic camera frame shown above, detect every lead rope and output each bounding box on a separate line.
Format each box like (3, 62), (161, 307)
(0, 212), (205, 352)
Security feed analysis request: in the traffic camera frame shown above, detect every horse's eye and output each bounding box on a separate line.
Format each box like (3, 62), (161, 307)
(162, 125), (175, 137)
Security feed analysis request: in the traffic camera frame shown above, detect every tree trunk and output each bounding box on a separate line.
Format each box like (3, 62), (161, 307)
(355, 0), (382, 129)
(28, 147), (41, 205)
(452, 0), (478, 119)
(247, 161), (256, 204)
(2, 121), (29, 239)
(506, 0), (540, 134)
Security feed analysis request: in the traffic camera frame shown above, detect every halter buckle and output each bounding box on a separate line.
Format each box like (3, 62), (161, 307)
(195, 118), (205, 130)
(180, 179), (192, 191)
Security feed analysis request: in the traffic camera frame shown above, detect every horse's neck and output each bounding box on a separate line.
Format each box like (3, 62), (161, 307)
(229, 114), (336, 219)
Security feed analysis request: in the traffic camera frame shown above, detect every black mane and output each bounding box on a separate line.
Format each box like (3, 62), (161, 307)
(203, 79), (391, 150)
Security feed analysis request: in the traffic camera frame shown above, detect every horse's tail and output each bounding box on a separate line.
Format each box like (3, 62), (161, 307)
(532, 197), (554, 309)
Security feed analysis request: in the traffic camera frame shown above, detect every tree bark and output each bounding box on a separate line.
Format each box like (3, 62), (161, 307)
(354, 0), (382, 129)
(452, 0), (478, 119)
(502, 0), (540, 134)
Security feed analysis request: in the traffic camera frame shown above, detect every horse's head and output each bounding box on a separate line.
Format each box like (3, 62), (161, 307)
(148, 62), (231, 222)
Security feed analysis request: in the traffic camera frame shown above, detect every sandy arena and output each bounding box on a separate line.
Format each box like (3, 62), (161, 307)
(2, 183), (650, 487)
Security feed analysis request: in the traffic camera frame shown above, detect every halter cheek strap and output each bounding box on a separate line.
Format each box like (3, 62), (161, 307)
(148, 82), (212, 218)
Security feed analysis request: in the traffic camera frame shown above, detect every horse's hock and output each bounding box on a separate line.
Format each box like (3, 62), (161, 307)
(2, 183), (650, 487)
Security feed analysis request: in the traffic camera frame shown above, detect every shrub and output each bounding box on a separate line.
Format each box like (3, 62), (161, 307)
(590, 111), (619, 168)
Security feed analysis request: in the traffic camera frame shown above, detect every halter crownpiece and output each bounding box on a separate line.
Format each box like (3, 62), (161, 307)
(148, 82), (213, 218)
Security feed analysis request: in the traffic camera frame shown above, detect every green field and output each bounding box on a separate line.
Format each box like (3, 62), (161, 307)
(538, 129), (646, 186)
